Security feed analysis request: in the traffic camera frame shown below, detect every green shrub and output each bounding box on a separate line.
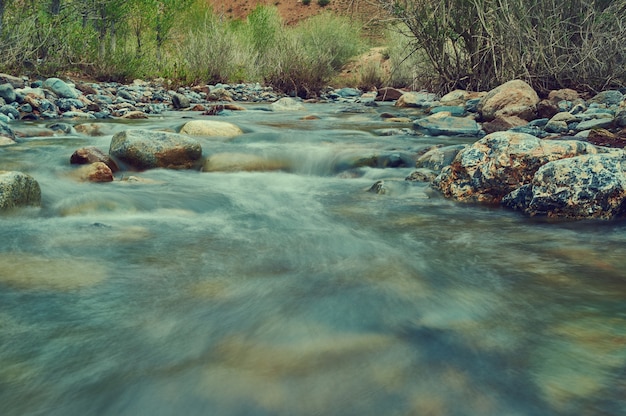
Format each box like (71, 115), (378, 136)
(302, 0), (312, 5)
(318, 0), (331, 7)
(264, 12), (364, 97)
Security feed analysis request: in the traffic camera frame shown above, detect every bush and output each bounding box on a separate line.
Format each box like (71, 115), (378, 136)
(265, 12), (364, 97)
(318, 0), (331, 6)
(381, 0), (626, 93)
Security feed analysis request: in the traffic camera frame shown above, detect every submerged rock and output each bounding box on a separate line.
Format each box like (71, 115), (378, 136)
(202, 152), (286, 172)
(0, 253), (107, 290)
(109, 129), (202, 170)
(0, 171), (41, 210)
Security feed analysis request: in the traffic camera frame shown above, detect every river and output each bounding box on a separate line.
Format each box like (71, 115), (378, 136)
(0, 102), (625, 415)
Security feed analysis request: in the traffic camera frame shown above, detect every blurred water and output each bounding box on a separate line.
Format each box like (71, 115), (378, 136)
(0, 104), (625, 416)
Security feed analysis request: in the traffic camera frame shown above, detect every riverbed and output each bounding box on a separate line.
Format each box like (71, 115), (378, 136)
(1, 102), (625, 416)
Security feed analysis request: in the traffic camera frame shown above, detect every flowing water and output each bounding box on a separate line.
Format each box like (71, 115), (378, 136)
(0, 103), (625, 416)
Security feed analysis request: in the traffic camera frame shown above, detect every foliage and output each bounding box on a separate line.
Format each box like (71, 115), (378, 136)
(378, 0), (626, 93)
(318, 0), (331, 6)
(0, 1), (365, 96)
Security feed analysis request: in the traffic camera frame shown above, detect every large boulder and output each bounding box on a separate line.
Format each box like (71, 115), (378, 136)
(432, 131), (598, 204)
(0, 171), (41, 210)
(503, 154), (626, 220)
(109, 129), (202, 170)
(179, 120), (243, 137)
(477, 80), (540, 121)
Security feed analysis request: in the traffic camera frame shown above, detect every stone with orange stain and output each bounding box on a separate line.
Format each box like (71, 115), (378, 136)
(433, 131), (597, 204)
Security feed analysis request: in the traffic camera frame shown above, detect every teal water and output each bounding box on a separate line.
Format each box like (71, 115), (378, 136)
(0, 104), (625, 416)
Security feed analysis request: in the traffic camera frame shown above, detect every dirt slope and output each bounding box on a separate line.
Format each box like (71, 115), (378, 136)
(207, 0), (384, 25)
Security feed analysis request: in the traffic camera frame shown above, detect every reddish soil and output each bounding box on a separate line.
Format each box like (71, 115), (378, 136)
(206, 0), (384, 25)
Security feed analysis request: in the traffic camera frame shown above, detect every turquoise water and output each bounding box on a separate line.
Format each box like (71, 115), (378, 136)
(0, 104), (625, 415)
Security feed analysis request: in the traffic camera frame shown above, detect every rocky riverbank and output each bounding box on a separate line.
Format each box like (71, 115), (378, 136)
(1, 73), (625, 220)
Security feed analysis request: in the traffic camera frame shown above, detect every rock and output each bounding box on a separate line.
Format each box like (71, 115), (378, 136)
(415, 144), (466, 171)
(75, 123), (111, 136)
(439, 89), (472, 105)
(477, 79), (540, 121)
(0, 253), (107, 290)
(207, 87), (233, 101)
(432, 131), (597, 204)
(548, 89), (579, 103)
(0, 83), (16, 103)
(615, 108), (626, 127)
(430, 105), (466, 117)
(0, 136), (16, 146)
(224, 104), (245, 111)
(503, 154), (626, 220)
(73, 162), (114, 182)
(509, 123), (550, 139)
(180, 120), (243, 137)
(395, 91), (438, 108)
(121, 110), (149, 119)
(202, 152), (286, 172)
(0, 171), (41, 210)
(0, 105), (19, 120)
(589, 90), (624, 106)
(335, 88), (361, 98)
(413, 113), (481, 136)
(62, 111), (96, 119)
(575, 118), (613, 131)
(536, 99), (559, 119)
(384, 117), (412, 123)
(368, 180), (387, 194)
(172, 93), (191, 109)
(544, 119), (569, 134)
(405, 169), (437, 182)
(271, 97), (305, 111)
(70, 146), (120, 172)
(0, 73), (25, 89)
(0, 120), (16, 140)
(375, 87), (404, 102)
(482, 115), (528, 134)
(586, 128), (626, 148)
(109, 129), (202, 170)
(43, 77), (78, 99)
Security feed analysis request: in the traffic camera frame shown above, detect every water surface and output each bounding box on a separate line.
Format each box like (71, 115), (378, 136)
(1, 103), (625, 416)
